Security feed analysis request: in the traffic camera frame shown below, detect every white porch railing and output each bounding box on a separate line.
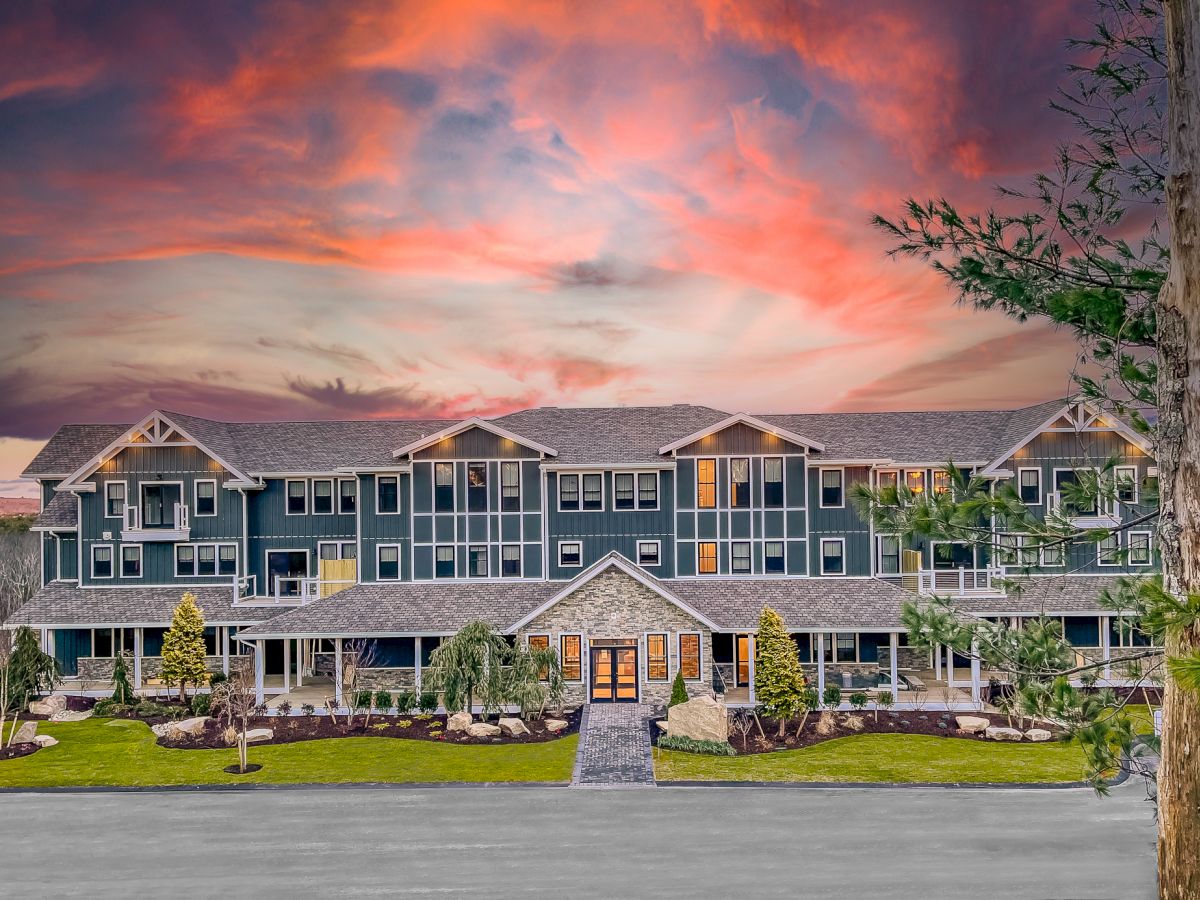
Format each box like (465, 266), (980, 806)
(121, 502), (191, 541)
(916, 567), (1004, 597)
(1045, 491), (1120, 527)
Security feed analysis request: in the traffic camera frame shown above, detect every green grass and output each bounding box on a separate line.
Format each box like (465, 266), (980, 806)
(1111, 703), (1156, 735)
(0, 719), (578, 787)
(654, 733), (1089, 783)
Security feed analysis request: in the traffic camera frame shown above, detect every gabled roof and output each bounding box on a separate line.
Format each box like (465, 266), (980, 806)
(979, 399), (1153, 475)
(32, 492), (76, 530)
(391, 416), (558, 459)
(657, 413), (826, 455)
(22, 424), (130, 477)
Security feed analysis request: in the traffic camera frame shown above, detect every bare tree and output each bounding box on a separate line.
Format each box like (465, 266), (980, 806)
(0, 531), (38, 633)
(211, 669), (258, 774)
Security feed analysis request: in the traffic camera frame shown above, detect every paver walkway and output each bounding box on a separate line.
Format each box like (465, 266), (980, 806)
(573, 703), (655, 787)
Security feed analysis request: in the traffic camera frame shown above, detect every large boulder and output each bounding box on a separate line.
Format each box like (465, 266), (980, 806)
(151, 722), (172, 738)
(49, 710), (91, 723)
(447, 712), (473, 732)
(29, 695), (67, 717)
(243, 728), (274, 744)
(1025, 728), (1053, 743)
(544, 719), (568, 733)
(467, 722), (501, 738)
(666, 695), (729, 743)
(167, 716), (210, 740)
(497, 717), (529, 737)
(986, 726), (1024, 742)
(33, 734), (58, 748)
(955, 715), (990, 734)
(12, 721), (37, 745)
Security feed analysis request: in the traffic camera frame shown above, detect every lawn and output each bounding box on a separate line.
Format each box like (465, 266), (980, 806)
(654, 733), (1089, 783)
(0, 718), (579, 788)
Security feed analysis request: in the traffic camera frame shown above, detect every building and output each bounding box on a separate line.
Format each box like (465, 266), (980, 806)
(5, 399), (1160, 709)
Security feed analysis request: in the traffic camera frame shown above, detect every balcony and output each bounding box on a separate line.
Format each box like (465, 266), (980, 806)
(910, 567), (1005, 598)
(120, 502), (190, 542)
(232, 572), (357, 607)
(1045, 491), (1120, 528)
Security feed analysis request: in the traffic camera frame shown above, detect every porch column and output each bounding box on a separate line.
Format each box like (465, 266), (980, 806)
(296, 639), (305, 688)
(1101, 615), (1113, 681)
(945, 645), (954, 687)
(969, 639), (981, 705)
(221, 626), (230, 676)
(747, 635), (756, 704)
(889, 632), (900, 696)
(334, 638), (344, 707)
(39, 627), (49, 654)
(283, 638), (291, 694)
(254, 640), (265, 706)
(133, 627), (143, 690)
(414, 637), (422, 694)
(816, 632), (826, 697)
(934, 642), (942, 680)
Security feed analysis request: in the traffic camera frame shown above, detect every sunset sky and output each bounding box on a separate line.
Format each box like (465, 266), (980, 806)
(0, 0), (1092, 497)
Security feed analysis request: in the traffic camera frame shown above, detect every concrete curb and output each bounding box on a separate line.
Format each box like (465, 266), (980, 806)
(0, 781), (573, 795)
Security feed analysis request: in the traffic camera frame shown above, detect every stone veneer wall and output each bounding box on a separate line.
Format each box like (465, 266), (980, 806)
(351, 667), (417, 692)
(517, 568), (713, 707)
(875, 645), (929, 672)
(75, 655), (251, 681)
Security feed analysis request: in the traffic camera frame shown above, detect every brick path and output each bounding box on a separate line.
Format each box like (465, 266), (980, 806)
(573, 703), (655, 787)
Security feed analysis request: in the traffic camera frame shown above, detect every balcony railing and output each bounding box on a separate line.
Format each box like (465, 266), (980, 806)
(1045, 491), (1120, 528)
(914, 567), (1005, 597)
(121, 502), (190, 541)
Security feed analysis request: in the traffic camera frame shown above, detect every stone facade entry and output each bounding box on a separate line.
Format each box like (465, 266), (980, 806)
(589, 641), (638, 702)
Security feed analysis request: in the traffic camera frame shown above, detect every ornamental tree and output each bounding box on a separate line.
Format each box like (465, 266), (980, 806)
(5, 625), (57, 713)
(160, 592), (209, 703)
(753, 606), (807, 738)
(110, 651), (135, 705)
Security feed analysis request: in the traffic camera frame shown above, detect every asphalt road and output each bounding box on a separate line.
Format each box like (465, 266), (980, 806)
(0, 784), (1156, 898)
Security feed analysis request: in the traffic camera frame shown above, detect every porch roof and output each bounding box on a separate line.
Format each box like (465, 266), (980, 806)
(667, 577), (911, 631)
(3, 582), (278, 628)
(950, 575), (1134, 617)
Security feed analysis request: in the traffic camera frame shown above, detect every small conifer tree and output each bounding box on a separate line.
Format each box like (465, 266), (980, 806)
(668, 669), (688, 707)
(753, 607), (807, 737)
(110, 651), (135, 705)
(160, 592), (209, 703)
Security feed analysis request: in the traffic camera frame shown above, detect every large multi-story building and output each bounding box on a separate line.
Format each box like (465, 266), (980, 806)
(7, 399), (1159, 708)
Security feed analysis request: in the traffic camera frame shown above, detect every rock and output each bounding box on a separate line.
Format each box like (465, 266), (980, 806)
(1025, 728), (1053, 743)
(28, 694), (67, 716)
(12, 721), (37, 745)
(49, 710), (91, 722)
(937, 721), (948, 729)
(544, 719), (568, 732)
(467, 722), (501, 738)
(243, 728), (274, 744)
(986, 726), (1024, 742)
(955, 715), (990, 734)
(497, 717), (529, 737)
(33, 734), (58, 748)
(447, 711), (473, 732)
(167, 716), (210, 739)
(666, 695), (729, 743)
(151, 722), (172, 738)
(655, 720), (669, 733)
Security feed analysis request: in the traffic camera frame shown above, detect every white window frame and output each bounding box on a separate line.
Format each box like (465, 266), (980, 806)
(729, 457), (751, 509)
(434, 544), (456, 579)
(317, 540), (355, 561)
(1040, 541), (1065, 568)
(819, 537), (846, 575)
(376, 475), (400, 515)
(433, 462), (457, 513)
(558, 541), (583, 568)
(120, 543), (143, 579)
(875, 534), (901, 575)
(500, 461), (521, 513)
(91, 543), (114, 580)
(677, 631), (703, 682)
(500, 543), (522, 578)
(764, 539), (785, 575)
(376, 544), (402, 581)
(1128, 530), (1153, 566)
(195, 543), (218, 577)
(193, 479), (218, 517)
(1098, 533), (1122, 567)
(696, 458), (717, 509)
(465, 462), (488, 514)
(176, 543), (196, 577)
(311, 478), (335, 516)
(636, 540), (661, 568)
(580, 472), (604, 512)
(338, 478), (358, 515)
(731, 540), (752, 574)
(104, 480), (127, 519)
(467, 544), (488, 578)
(557, 473), (581, 512)
(612, 471), (636, 511)
(763, 457), (785, 508)
(1017, 467), (1042, 505)
(819, 467), (845, 509)
(637, 471), (659, 511)
(217, 543), (238, 577)
(1115, 465), (1139, 504)
(284, 479), (308, 516)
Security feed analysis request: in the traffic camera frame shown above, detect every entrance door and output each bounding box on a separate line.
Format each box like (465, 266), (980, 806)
(590, 646), (638, 702)
(267, 550), (309, 597)
(735, 635), (752, 687)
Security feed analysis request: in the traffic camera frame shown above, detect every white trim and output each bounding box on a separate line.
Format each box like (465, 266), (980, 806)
(499, 460), (522, 513)
(310, 478), (335, 515)
(817, 467), (845, 509)
(694, 457), (717, 509)
(1016, 467), (1042, 505)
(284, 479), (308, 516)
(433, 461), (457, 513)
(264, 548), (310, 595)
(466, 543), (489, 578)
(696, 539), (718, 575)
(979, 400), (1153, 476)
(1128, 530), (1153, 566)
(392, 416), (558, 459)
(636, 540), (662, 568)
(612, 470), (660, 512)
(103, 480), (127, 519)
(316, 540), (355, 562)
(556, 470), (604, 512)
(500, 542), (523, 578)
(433, 544), (456, 579)
(120, 543), (144, 579)
(1097, 533), (1122, 567)
(376, 474), (401, 515)
(557, 540), (583, 568)
(193, 479), (218, 517)
(657, 413), (826, 454)
(376, 543), (402, 581)
(730, 539), (753, 574)
(819, 537), (846, 576)
(91, 543), (114, 580)
(1039, 542), (1065, 568)
(1115, 465), (1139, 504)
(175, 541), (239, 577)
(338, 477), (358, 515)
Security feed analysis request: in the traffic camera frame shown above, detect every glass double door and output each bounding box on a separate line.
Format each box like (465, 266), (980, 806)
(590, 645), (638, 702)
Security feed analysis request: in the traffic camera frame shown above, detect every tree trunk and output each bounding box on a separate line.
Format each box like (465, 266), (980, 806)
(1157, 4), (1200, 898)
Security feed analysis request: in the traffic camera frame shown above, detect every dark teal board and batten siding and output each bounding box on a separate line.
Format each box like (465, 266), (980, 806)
(245, 478), (357, 591)
(412, 426), (541, 460)
(807, 466), (872, 576)
(359, 473), (412, 582)
(674, 422), (806, 457)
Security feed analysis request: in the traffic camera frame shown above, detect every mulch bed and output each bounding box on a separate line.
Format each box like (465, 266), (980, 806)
(657, 710), (1061, 755)
(0, 743), (40, 761)
(162, 708), (583, 751)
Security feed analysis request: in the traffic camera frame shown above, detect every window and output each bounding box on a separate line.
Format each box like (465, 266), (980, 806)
(764, 457), (783, 507)
(820, 469), (844, 507)
(501, 544), (521, 577)
(731, 541), (751, 574)
(194, 480), (217, 516)
(646, 633), (668, 681)
(877, 536), (900, 574)
(905, 470), (926, 494)
(765, 541), (785, 574)
(820, 538), (845, 575)
(94, 629), (114, 658)
(319, 541), (354, 561)
(377, 476), (399, 514)
(105, 482), (126, 518)
(527, 634), (549, 680)
(435, 546), (455, 578)
(1109, 616), (1153, 648)
(1098, 534), (1121, 566)
(559, 474), (579, 510)
(92, 545), (113, 579)
(1041, 542), (1064, 567)
(218, 544), (237, 576)
(176, 544), (195, 577)
(197, 544), (216, 576)
(500, 462), (520, 512)
(1129, 531), (1152, 566)
(435, 463), (455, 512)
(836, 633), (857, 663)
(638, 472), (658, 509)
(468, 545), (487, 577)
(997, 534), (1020, 567)
(559, 541), (582, 567)
(1063, 616), (1100, 648)
(1018, 468), (1042, 505)
(560, 634), (582, 681)
(696, 459), (716, 508)
(582, 473), (603, 510)
(285, 480), (307, 515)
(121, 545), (142, 578)
(142, 483), (182, 528)
(678, 633), (700, 680)
(933, 470), (951, 495)
(339, 478), (357, 514)
(637, 541), (660, 567)
(878, 470), (899, 489)
(698, 541), (717, 575)
(378, 545), (400, 580)
(1055, 469), (1098, 515)
(614, 473), (635, 510)
(730, 458), (750, 507)
(467, 462), (487, 512)
(1115, 466), (1138, 504)
(311, 479), (333, 515)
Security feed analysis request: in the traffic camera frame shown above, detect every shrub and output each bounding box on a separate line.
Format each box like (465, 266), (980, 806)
(134, 700), (180, 720)
(300, 703), (316, 717)
(373, 690), (393, 713)
(353, 690), (373, 713)
(848, 692), (868, 712)
(208, 671), (228, 687)
(110, 652), (135, 705)
(92, 699), (134, 718)
(822, 685), (842, 709)
(394, 690), (418, 715)
(276, 700), (292, 717)
(418, 691), (438, 714)
(657, 735), (737, 756)
(190, 693), (213, 716)
(668, 670), (689, 708)
(7, 625), (58, 713)
(397, 719), (413, 728)
(875, 690), (894, 722)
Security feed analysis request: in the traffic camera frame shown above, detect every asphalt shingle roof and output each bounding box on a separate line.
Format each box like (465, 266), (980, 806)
(22, 424), (130, 477)
(668, 577), (912, 631)
(3, 583), (280, 627)
(952, 575), (1133, 616)
(32, 492), (76, 529)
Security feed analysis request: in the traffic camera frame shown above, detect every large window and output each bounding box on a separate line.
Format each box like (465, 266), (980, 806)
(820, 538), (845, 575)
(527, 634), (549, 680)
(614, 473), (635, 510)
(932, 470), (951, 495)
(731, 541), (751, 574)
(197, 544), (216, 576)
(1018, 468), (1042, 505)
(501, 544), (521, 577)
(730, 458), (750, 507)
(92, 545), (113, 579)
(877, 535), (900, 574)
(560, 634), (582, 681)
(318, 541), (355, 561)
(559, 541), (582, 567)
(121, 545), (142, 578)
(218, 545), (236, 577)
(820, 469), (843, 507)
(638, 473), (658, 509)
(646, 633), (668, 681)
(177, 543), (237, 576)
(377, 476), (399, 514)
(142, 483), (182, 527)
(905, 470), (925, 495)
(312, 479), (334, 515)
(501, 462), (521, 512)
(678, 633), (700, 680)
(559, 474), (579, 511)
(1041, 542), (1064, 567)
(835, 633), (856, 663)
(582, 473), (603, 511)
(435, 463), (455, 512)
(1098, 534), (1121, 566)
(468, 545), (487, 577)
(105, 481), (126, 518)
(378, 545), (400, 580)
(696, 459), (716, 508)
(467, 463), (487, 512)
(194, 480), (217, 516)
(339, 478), (357, 514)
(765, 541), (784, 574)
(435, 545), (455, 578)
(698, 542), (717, 575)
(175, 544), (195, 577)
(764, 457), (783, 507)
(285, 479), (307, 515)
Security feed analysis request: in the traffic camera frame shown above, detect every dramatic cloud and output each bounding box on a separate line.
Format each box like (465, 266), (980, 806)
(0, 0), (1093, 493)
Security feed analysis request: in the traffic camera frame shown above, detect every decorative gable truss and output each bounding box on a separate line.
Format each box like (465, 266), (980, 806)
(391, 416), (558, 460)
(657, 412), (826, 456)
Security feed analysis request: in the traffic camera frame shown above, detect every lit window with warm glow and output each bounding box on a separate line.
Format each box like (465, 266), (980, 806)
(697, 459), (716, 508)
(906, 471), (926, 494)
